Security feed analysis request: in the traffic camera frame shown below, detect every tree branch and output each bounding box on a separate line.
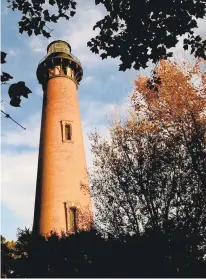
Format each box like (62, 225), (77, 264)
(1, 110), (26, 130)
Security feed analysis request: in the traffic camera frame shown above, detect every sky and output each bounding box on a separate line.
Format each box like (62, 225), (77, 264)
(1, 0), (206, 241)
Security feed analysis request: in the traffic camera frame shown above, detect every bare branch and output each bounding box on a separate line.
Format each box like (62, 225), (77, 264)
(1, 110), (26, 130)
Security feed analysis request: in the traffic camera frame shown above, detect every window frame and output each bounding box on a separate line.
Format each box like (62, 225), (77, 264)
(61, 120), (74, 143)
(64, 201), (80, 233)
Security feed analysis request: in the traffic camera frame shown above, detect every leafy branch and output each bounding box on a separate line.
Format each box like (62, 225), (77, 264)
(7, 0), (77, 38)
(1, 51), (32, 130)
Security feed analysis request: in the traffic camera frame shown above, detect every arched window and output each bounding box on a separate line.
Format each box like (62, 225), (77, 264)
(65, 124), (71, 141)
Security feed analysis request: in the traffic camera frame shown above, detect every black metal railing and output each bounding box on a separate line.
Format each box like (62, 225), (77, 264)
(38, 52), (81, 66)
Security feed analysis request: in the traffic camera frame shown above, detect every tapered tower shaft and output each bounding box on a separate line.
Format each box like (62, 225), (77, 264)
(33, 40), (93, 236)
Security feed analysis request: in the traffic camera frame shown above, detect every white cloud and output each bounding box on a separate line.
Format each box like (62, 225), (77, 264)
(28, 36), (48, 53)
(24, 0), (118, 69)
(82, 122), (109, 170)
(196, 17), (206, 38)
(1, 101), (6, 112)
(60, 6), (106, 67)
(7, 49), (19, 56)
(36, 1), (118, 68)
(81, 76), (94, 85)
(1, 150), (38, 224)
(81, 97), (129, 169)
(105, 98), (131, 121)
(2, 113), (41, 148)
(168, 16), (206, 62)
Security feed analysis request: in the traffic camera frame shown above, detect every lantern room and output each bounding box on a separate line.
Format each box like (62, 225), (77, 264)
(36, 40), (83, 86)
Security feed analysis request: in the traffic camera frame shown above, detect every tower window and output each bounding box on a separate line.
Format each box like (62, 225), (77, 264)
(65, 124), (71, 141)
(61, 120), (73, 142)
(70, 207), (77, 232)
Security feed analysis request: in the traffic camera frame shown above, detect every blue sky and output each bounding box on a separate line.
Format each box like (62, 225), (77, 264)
(1, 0), (206, 240)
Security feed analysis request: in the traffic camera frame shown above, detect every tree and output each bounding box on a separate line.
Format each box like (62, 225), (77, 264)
(89, 59), (206, 272)
(6, 0), (206, 71)
(1, 52), (32, 107)
(1, 236), (16, 277)
(2, 225), (206, 277)
(88, 0), (206, 70)
(1, 52), (32, 129)
(132, 59), (206, 191)
(7, 0), (77, 38)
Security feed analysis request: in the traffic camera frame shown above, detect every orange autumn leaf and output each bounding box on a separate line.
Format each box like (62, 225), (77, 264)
(132, 59), (206, 132)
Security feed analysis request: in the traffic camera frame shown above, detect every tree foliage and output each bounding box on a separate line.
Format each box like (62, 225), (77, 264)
(1, 52), (31, 129)
(1, 52), (13, 85)
(1, 51), (32, 108)
(7, 0), (77, 38)
(1, 58), (206, 275)
(1, 236), (16, 277)
(6, 0), (206, 71)
(88, 0), (206, 70)
(89, 58), (206, 269)
(8, 81), (32, 107)
(1, 226), (206, 277)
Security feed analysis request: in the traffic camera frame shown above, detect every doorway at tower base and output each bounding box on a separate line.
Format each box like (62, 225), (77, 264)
(64, 201), (94, 234)
(37, 202), (94, 237)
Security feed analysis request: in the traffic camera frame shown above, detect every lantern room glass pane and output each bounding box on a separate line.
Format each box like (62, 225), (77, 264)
(48, 42), (70, 55)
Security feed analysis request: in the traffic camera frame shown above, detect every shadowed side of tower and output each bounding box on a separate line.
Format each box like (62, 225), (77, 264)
(33, 40), (93, 236)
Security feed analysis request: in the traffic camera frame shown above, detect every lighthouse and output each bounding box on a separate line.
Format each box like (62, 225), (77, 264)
(33, 40), (93, 236)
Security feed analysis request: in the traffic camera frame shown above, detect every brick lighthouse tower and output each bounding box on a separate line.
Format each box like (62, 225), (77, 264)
(33, 40), (93, 236)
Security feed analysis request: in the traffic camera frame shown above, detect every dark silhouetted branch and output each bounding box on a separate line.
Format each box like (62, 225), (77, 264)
(1, 110), (26, 130)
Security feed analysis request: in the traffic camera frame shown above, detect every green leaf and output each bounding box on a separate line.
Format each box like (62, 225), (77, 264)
(1, 72), (13, 82)
(1, 52), (7, 64)
(70, 11), (76, 17)
(28, 29), (32, 36)
(49, 0), (55, 6)
(10, 97), (21, 107)
(183, 44), (189, 50)
(8, 81), (32, 99)
(34, 28), (41, 35)
(42, 29), (51, 38)
(50, 14), (58, 23)
(101, 53), (107, 60)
